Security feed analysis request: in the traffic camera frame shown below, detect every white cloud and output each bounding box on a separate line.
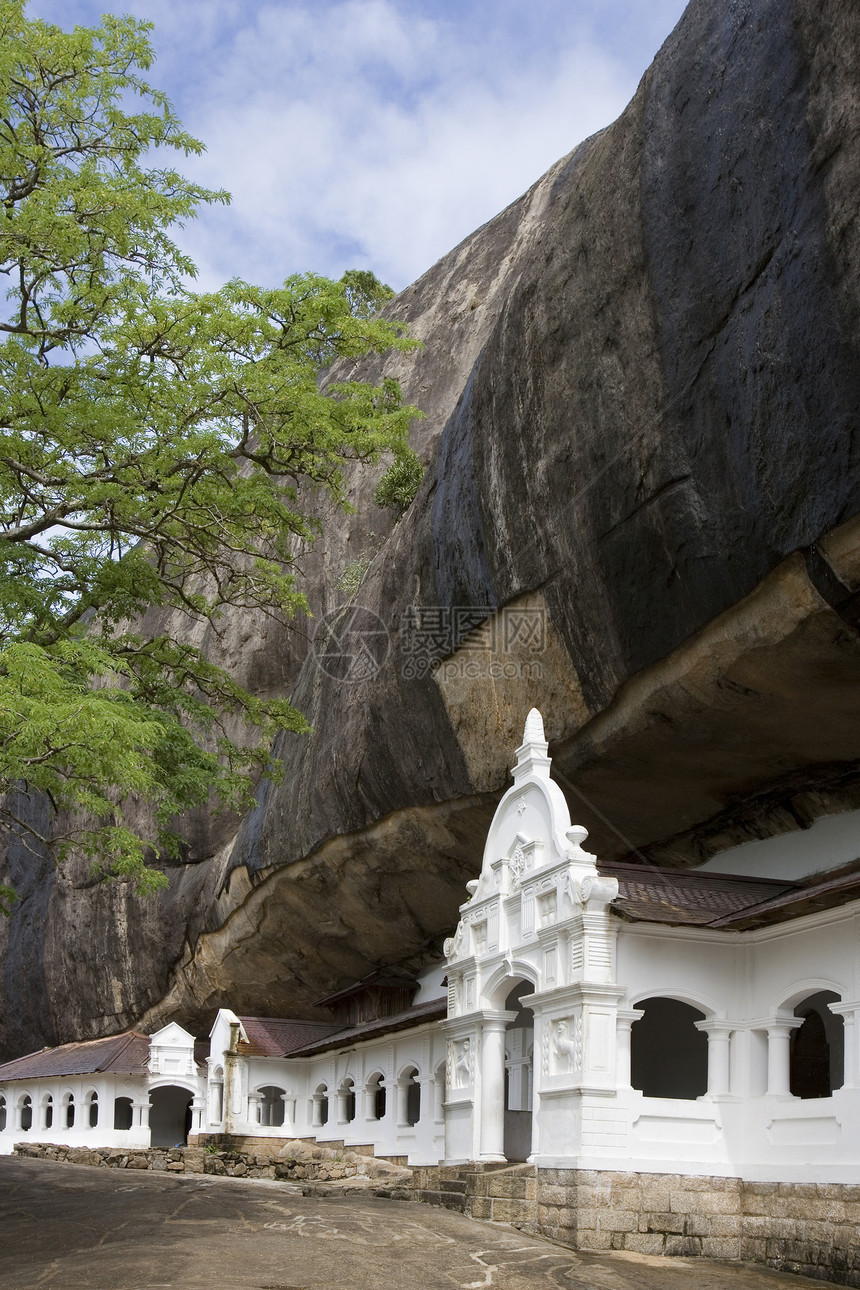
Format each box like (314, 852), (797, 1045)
(175, 1), (637, 289)
(28, 0), (689, 290)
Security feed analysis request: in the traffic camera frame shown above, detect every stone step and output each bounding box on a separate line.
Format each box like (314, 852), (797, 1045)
(416, 1188), (467, 1212)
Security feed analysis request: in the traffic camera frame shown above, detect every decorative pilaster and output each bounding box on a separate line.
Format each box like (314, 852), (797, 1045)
(829, 999), (860, 1089)
(616, 1009), (644, 1089)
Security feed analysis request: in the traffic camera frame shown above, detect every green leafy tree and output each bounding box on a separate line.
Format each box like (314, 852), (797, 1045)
(0, 1), (420, 910)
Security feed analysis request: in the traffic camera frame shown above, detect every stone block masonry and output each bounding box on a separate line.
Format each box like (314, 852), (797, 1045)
(741, 1182), (860, 1287)
(414, 1166), (860, 1286)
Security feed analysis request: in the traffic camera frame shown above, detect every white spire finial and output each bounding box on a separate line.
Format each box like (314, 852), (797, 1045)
(523, 708), (545, 744)
(512, 705), (551, 783)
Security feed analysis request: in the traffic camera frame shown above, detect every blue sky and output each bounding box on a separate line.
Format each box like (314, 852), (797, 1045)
(29, 0), (690, 292)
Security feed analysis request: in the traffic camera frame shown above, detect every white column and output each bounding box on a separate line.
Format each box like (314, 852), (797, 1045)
(363, 1085), (377, 1121)
(479, 1018), (508, 1161)
(766, 1018), (802, 1096)
(696, 1021), (734, 1096)
(336, 1089), (350, 1126)
(311, 1095), (324, 1128)
(280, 1094), (294, 1131)
(396, 1080), (410, 1128)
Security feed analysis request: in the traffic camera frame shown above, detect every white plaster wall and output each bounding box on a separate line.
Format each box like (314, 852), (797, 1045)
(0, 1073), (151, 1154)
(217, 1020), (447, 1165)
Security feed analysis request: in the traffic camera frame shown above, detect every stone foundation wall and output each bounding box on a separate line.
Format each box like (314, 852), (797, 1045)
(538, 1169), (742, 1261)
(742, 1182), (860, 1286)
(414, 1165), (860, 1286)
(12, 1139), (411, 1190)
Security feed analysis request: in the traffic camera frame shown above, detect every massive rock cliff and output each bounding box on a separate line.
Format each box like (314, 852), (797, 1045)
(2, 0), (860, 1059)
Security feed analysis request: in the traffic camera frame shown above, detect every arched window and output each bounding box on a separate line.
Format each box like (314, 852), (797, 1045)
(339, 1079), (356, 1123)
(86, 1090), (99, 1128)
(400, 1066), (420, 1126)
(113, 1097), (133, 1131)
(631, 997), (708, 1100)
(64, 1093), (75, 1128)
(790, 991), (844, 1099)
(20, 1095), (32, 1131)
(366, 1073), (386, 1121)
(258, 1086), (286, 1128)
(312, 1084), (328, 1127)
(0, 1096), (6, 1132)
(41, 1095), (53, 1130)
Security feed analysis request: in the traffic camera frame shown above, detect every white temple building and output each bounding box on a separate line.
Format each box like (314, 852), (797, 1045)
(3, 709), (860, 1226)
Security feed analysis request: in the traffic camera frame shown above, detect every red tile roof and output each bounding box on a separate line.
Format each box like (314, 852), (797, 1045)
(236, 1017), (339, 1058)
(0, 1032), (151, 1083)
(602, 861), (797, 926)
(602, 859), (860, 929)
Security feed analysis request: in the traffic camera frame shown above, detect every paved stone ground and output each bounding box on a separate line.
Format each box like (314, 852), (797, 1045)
(0, 1157), (835, 1290)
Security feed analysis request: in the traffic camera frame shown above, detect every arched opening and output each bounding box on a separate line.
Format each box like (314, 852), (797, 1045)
(631, 997), (708, 1099)
(258, 1085), (286, 1128)
(41, 1094), (53, 1130)
(19, 1095), (32, 1132)
(0, 1096), (6, 1132)
(312, 1084), (328, 1127)
(504, 981), (534, 1161)
(398, 1066), (420, 1126)
(790, 991), (844, 1099)
(86, 1090), (99, 1128)
(113, 1096), (133, 1131)
(366, 1072), (386, 1121)
(63, 1093), (75, 1128)
(149, 1085), (193, 1147)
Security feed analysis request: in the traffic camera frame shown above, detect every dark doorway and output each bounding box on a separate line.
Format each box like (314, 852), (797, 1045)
(504, 981), (534, 1161)
(791, 991), (843, 1099)
(149, 1086), (193, 1147)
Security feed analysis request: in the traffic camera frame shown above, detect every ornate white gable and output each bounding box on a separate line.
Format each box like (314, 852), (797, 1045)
(443, 709), (623, 1161)
(444, 708), (618, 988)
